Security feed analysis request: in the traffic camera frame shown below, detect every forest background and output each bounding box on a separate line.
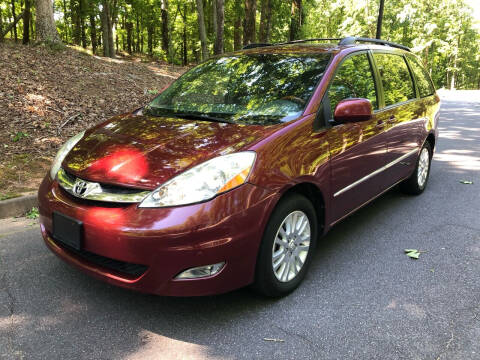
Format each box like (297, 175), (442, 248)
(1, 0), (479, 90)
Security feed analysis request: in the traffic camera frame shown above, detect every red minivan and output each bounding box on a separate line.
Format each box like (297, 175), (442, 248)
(38, 37), (440, 297)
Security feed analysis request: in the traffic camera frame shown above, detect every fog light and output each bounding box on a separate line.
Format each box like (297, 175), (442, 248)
(175, 262), (225, 279)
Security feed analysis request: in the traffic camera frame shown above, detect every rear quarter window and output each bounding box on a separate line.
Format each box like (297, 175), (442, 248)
(406, 55), (435, 98)
(373, 53), (416, 107)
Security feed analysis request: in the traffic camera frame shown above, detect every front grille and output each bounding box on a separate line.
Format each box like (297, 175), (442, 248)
(52, 237), (148, 278)
(57, 168), (151, 203)
(63, 170), (144, 195)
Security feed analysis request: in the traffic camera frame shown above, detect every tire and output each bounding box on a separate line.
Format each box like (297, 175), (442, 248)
(253, 193), (318, 297)
(400, 142), (432, 195)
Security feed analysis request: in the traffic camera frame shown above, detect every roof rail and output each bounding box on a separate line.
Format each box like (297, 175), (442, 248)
(339, 36), (411, 52)
(275, 38), (343, 45)
(243, 38), (342, 50)
(241, 37), (411, 52)
(242, 43), (273, 49)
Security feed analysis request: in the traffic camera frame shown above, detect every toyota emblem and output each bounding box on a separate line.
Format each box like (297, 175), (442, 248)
(73, 180), (89, 196)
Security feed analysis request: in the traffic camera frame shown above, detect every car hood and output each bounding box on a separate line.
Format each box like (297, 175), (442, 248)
(62, 114), (275, 190)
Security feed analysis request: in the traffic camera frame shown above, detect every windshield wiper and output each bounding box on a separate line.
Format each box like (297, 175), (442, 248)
(171, 112), (234, 124)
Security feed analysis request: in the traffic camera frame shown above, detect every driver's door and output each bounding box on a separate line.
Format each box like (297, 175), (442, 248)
(324, 52), (388, 223)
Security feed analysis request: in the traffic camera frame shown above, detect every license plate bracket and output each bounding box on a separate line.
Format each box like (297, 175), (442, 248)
(52, 211), (83, 250)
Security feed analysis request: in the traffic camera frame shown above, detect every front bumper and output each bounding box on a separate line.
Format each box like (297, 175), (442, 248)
(38, 175), (277, 296)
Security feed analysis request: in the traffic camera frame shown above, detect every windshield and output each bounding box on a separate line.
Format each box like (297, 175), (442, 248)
(145, 53), (331, 125)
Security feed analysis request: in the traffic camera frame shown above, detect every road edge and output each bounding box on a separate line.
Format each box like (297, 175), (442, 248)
(0, 194), (38, 219)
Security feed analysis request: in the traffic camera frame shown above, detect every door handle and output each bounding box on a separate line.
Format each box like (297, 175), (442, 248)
(387, 115), (396, 124)
(376, 120), (385, 128)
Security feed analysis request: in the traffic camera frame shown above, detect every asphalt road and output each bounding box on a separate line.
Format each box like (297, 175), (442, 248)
(1, 92), (479, 360)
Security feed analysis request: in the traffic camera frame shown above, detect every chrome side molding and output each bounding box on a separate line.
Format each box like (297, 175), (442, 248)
(334, 147), (419, 197)
(57, 168), (151, 203)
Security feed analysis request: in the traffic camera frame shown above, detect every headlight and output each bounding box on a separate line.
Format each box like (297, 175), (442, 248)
(49, 131), (86, 179)
(139, 151), (256, 208)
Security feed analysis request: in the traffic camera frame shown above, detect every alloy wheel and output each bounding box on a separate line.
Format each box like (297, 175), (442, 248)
(417, 147), (430, 188)
(272, 210), (311, 282)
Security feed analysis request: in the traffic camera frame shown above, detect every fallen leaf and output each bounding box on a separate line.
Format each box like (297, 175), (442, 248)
(404, 249), (420, 259)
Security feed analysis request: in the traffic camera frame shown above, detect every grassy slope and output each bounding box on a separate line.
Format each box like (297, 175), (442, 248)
(0, 41), (184, 196)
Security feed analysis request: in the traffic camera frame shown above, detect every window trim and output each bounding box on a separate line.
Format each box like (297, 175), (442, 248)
(318, 50), (380, 128)
(405, 54), (436, 99)
(370, 50), (418, 109)
(403, 54), (420, 99)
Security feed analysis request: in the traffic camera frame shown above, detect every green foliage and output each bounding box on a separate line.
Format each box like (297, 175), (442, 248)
(304, 0), (480, 89)
(11, 131), (28, 142)
(26, 207), (39, 219)
(0, 193), (21, 201)
(3, 0), (477, 88)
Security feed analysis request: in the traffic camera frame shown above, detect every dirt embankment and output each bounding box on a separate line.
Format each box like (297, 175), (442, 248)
(0, 41), (185, 198)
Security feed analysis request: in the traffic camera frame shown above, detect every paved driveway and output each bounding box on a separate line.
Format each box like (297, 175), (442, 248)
(1, 92), (479, 360)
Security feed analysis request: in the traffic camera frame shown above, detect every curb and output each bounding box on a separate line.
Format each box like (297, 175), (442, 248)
(0, 194), (38, 219)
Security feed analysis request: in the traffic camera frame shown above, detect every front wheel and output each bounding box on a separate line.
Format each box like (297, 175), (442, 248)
(400, 142), (432, 195)
(253, 194), (317, 297)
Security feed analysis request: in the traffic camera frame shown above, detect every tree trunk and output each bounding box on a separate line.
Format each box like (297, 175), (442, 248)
(147, 24), (154, 56)
(195, 0), (208, 60)
(136, 13), (140, 52)
(212, 0), (217, 40)
(80, 0), (87, 48)
(61, 0), (69, 42)
(213, 0), (224, 54)
(181, 3), (187, 65)
(376, 0), (385, 39)
(161, 0), (169, 58)
(108, 9), (114, 56)
(89, 2), (97, 54)
(259, 0), (267, 42)
(234, 17), (242, 50)
(30, 9), (34, 39)
(259, 0), (271, 43)
(0, 10), (3, 41)
(73, 0), (81, 44)
(126, 22), (132, 54)
(23, 0), (31, 43)
(101, 4), (109, 56)
(11, 0), (18, 42)
(232, 0), (242, 50)
(451, 51), (458, 90)
(243, 0), (256, 45)
(35, 0), (61, 42)
(101, 0), (113, 57)
(289, 0), (302, 41)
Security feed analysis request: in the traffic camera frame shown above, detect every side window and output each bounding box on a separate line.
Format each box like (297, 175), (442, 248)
(406, 55), (435, 98)
(328, 53), (378, 113)
(373, 53), (415, 106)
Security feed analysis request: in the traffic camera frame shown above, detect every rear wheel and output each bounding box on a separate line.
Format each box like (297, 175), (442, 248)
(400, 142), (432, 195)
(253, 194), (317, 297)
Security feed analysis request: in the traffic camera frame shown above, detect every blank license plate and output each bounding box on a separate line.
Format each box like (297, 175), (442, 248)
(52, 211), (83, 250)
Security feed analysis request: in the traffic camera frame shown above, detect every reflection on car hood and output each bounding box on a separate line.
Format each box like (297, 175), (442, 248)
(62, 114), (275, 190)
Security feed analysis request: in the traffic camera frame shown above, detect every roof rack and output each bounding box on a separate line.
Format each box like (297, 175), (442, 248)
(242, 36), (411, 52)
(275, 38), (343, 45)
(242, 38), (342, 50)
(339, 36), (411, 52)
(242, 43), (273, 49)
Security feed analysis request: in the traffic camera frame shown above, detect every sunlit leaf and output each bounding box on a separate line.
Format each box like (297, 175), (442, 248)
(405, 249), (420, 259)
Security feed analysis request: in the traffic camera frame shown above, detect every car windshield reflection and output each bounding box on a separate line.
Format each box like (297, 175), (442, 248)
(145, 53), (331, 126)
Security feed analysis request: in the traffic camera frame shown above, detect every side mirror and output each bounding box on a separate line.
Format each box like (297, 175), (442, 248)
(333, 98), (373, 124)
